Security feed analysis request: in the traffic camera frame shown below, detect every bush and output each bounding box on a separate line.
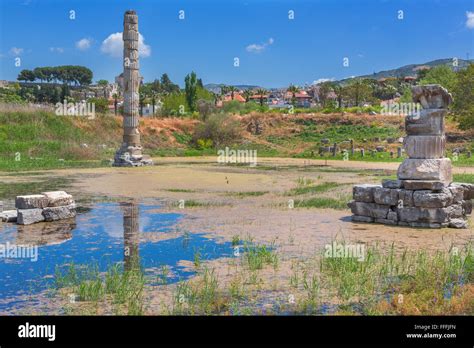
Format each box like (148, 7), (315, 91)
(88, 97), (108, 114)
(192, 113), (241, 148)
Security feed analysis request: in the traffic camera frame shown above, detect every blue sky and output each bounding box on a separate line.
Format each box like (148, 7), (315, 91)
(0, 0), (473, 87)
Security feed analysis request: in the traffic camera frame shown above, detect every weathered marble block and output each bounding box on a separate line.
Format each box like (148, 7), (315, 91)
(382, 179), (402, 189)
(17, 209), (45, 225)
(352, 184), (380, 203)
(351, 215), (374, 223)
(397, 205), (459, 224)
(374, 187), (399, 206)
(457, 183), (474, 200)
(402, 180), (445, 191)
(397, 158), (452, 184)
(413, 189), (452, 208)
(405, 109), (445, 136)
(42, 191), (74, 207)
(462, 200), (472, 214)
(349, 201), (389, 219)
(398, 190), (414, 207)
(404, 135), (445, 159)
(0, 210), (17, 222)
(412, 84), (453, 109)
(15, 194), (48, 209)
(42, 204), (76, 222)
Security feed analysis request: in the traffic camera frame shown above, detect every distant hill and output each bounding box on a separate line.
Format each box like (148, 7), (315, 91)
(341, 58), (473, 83)
(205, 58), (473, 90)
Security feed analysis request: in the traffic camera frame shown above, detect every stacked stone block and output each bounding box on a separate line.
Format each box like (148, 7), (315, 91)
(15, 191), (76, 225)
(349, 85), (473, 228)
(349, 181), (473, 228)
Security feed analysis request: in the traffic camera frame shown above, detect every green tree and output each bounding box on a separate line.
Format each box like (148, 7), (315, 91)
(346, 79), (372, 106)
(420, 65), (457, 92)
(452, 64), (474, 129)
(185, 71), (198, 112)
(255, 88), (267, 106)
(287, 84), (299, 106)
(97, 79), (108, 86)
(17, 69), (36, 82)
(317, 81), (333, 107)
(160, 73), (180, 94)
(243, 89), (252, 102)
(228, 86), (237, 100)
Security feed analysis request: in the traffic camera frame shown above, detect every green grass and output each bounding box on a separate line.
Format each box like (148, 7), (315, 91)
(54, 261), (145, 315)
(165, 188), (196, 193)
(226, 191), (269, 197)
(171, 199), (227, 208)
(312, 242), (474, 315)
(286, 182), (340, 196)
(293, 196), (350, 209)
(454, 173), (474, 183)
(0, 176), (74, 200)
(242, 239), (278, 271)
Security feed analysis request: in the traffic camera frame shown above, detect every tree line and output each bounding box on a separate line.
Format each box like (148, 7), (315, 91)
(17, 66), (93, 86)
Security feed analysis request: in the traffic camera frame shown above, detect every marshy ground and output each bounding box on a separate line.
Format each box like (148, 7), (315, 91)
(0, 158), (473, 315)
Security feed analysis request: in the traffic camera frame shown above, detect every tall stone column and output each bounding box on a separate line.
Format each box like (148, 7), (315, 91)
(113, 10), (152, 167)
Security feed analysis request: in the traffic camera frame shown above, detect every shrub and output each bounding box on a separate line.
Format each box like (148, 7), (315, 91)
(192, 113), (241, 148)
(88, 97), (108, 114)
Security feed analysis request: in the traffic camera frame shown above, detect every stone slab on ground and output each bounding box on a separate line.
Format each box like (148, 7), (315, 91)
(42, 204), (76, 221)
(349, 201), (389, 219)
(42, 191), (74, 207)
(17, 209), (45, 225)
(0, 210), (18, 222)
(15, 194), (48, 209)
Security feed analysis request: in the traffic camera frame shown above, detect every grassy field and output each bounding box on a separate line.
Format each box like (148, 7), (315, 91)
(0, 108), (472, 171)
(50, 240), (474, 315)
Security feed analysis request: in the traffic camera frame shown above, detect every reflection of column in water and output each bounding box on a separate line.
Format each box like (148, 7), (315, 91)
(121, 201), (140, 271)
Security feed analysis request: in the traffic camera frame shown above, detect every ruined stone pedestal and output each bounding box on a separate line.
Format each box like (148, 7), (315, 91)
(113, 10), (153, 167)
(349, 85), (472, 228)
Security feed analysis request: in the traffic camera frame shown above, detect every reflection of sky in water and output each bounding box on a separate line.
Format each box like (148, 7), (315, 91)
(0, 202), (233, 312)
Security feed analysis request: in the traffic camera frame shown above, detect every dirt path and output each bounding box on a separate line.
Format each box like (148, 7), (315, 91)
(150, 156), (474, 174)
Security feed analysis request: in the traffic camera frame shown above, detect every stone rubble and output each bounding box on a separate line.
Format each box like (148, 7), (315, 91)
(12, 191), (76, 225)
(349, 85), (472, 229)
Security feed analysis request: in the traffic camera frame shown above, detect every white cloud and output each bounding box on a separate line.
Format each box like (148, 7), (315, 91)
(49, 47), (64, 53)
(76, 38), (92, 51)
(246, 38), (274, 53)
(9, 47), (24, 56)
(101, 32), (151, 58)
(466, 11), (474, 29)
(312, 78), (335, 85)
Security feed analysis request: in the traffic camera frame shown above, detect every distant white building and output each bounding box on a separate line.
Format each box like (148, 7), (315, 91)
(141, 103), (161, 117)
